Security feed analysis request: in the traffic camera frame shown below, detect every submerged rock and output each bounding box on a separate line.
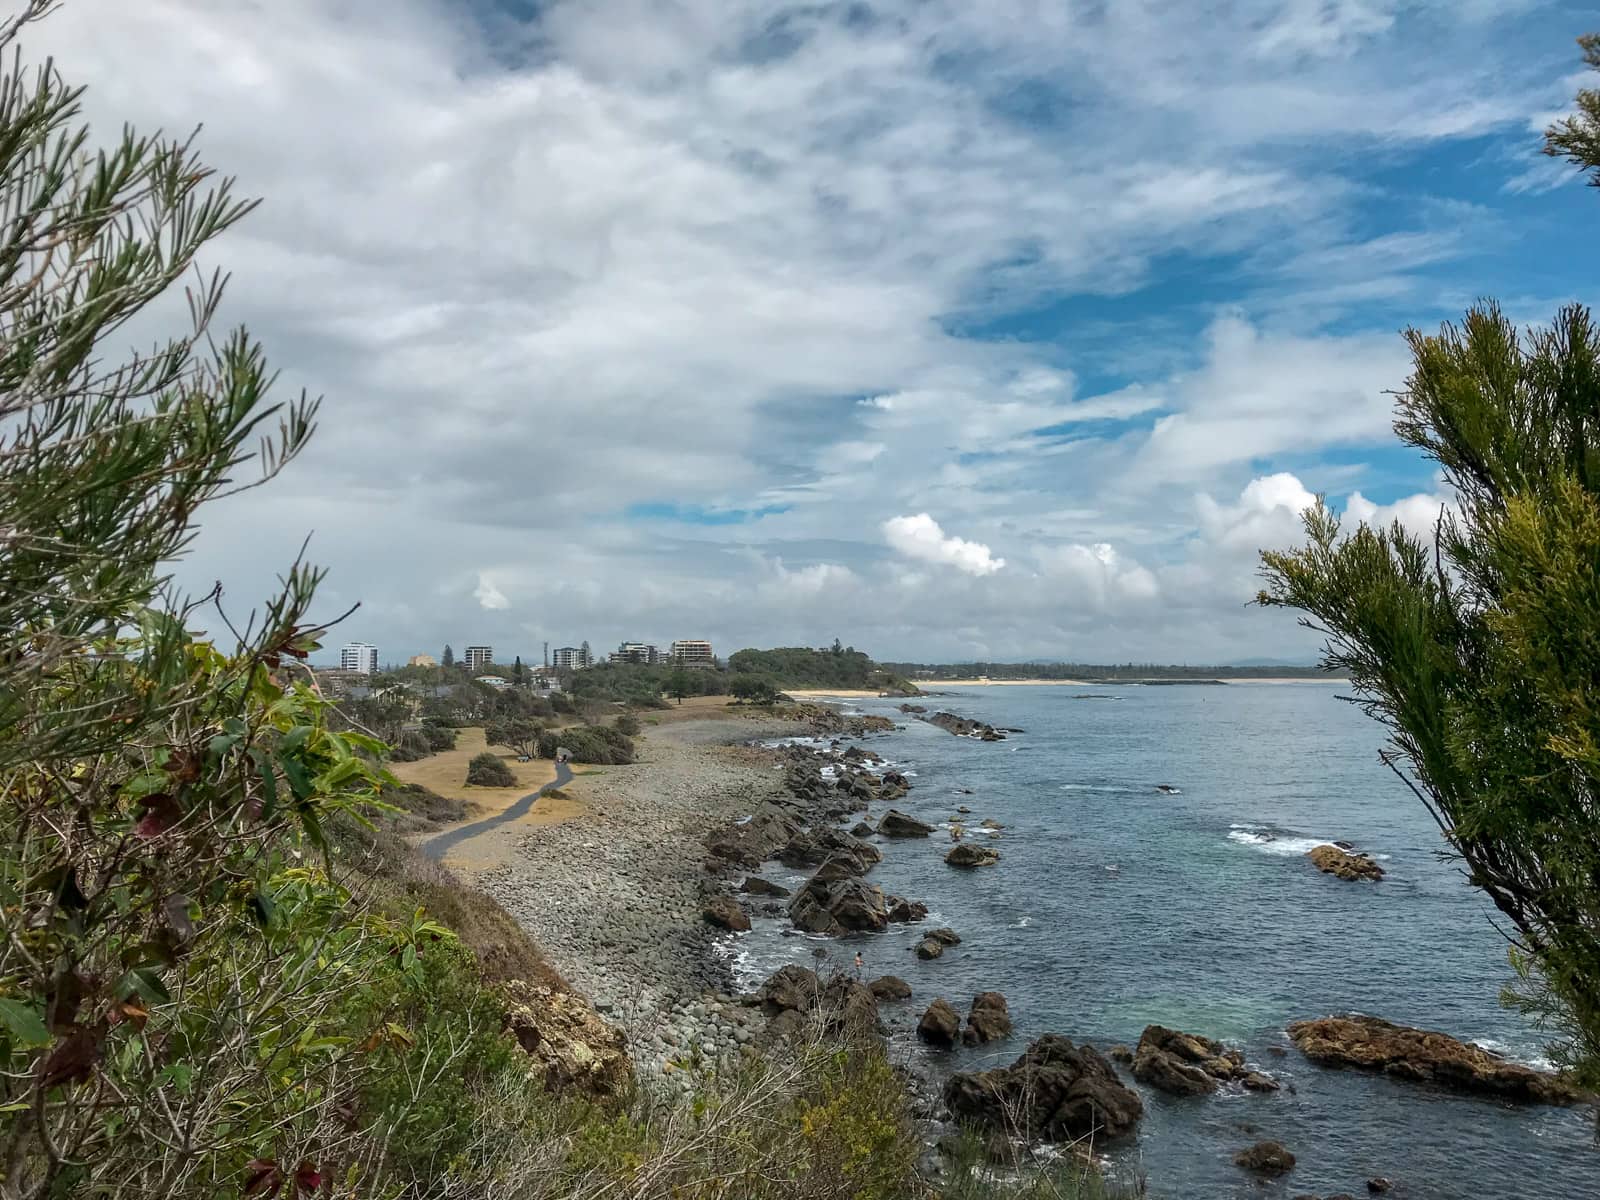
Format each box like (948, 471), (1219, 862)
(1132, 1024), (1252, 1095)
(869, 975), (912, 1001)
(1287, 1014), (1587, 1104)
(1235, 1140), (1296, 1175)
(1307, 844), (1385, 881)
(944, 1035), (1144, 1142)
(918, 998), (962, 1047)
(964, 992), (1013, 1045)
(946, 843), (1001, 868)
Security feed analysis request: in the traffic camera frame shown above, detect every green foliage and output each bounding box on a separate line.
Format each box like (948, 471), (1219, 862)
(613, 713), (642, 737)
(465, 751), (518, 787)
(569, 661), (725, 706)
(536, 725), (636, 766)
(1260, 302), (1600, 1084)
(486, 717), (543, 758)
(730, 674), (781, 704)
(1545, 34), (1600, 187)
(727, 647), (918, 693)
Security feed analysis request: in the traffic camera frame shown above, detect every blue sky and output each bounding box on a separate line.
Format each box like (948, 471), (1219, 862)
(34, 0), (1600, 663)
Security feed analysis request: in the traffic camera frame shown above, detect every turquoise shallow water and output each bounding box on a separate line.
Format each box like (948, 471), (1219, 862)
(731, 682), (1597, 1199)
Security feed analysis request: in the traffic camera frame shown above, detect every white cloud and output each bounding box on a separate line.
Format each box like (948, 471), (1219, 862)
(883, 514), (1005, 576)
(15, 0), (1571, 664)
(473, 574), (510, 611)
(1344, 489), (1453, 540)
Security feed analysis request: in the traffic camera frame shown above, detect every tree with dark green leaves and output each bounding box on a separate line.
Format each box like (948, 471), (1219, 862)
(464, 751), (517, 787)
(1260, 45), (1600, 1081)
(512, 655), (525, 684)
(667, 668), (693, 705)
(1545, 34), (1600, 187)
(442, 643), (455, 667)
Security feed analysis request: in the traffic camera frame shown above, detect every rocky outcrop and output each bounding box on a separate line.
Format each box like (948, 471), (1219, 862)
(946, 843), (1001, 868)
(502, 980), (631, 1102)
(1132, 1024), (1259, 1095)
(1308, 844), (1384, 881)
(915, 937), (945, 960)
(886, 896), (929, 923)
(706, 807), (804, 868)
(925, 711), (1007, 740)
(944, 1035), (1144, 1142)
(756, 965), (879, 1042)
(702, 896), (750, 932)
(878, 809), (935, 837)
(870, 975), (912, 1001)
(918, 998), (962, 1047)
(1287, 1014), (1588, 1104)
(739, 875), (791, 898)
(1235, 1141), (1295, 1175)
(964, 992), (1012, 1045)
(794, 704), (896, 737)
(788, 875), (888, 935)
(899, 703), (928, 714)
(778, 826), (882, 873)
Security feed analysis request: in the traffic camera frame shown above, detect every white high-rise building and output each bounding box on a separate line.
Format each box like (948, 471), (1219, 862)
(552, 645), (592, 670)
(340, 642), (379, 675)
(464, 645), (494, 671)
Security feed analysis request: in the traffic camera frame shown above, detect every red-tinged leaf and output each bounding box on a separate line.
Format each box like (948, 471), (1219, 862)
(108, 998), (149, 1030)
(282, 644), (310, 660)
(134, 793), (182, 839)
(44, 971), (89, 1032)
(244, 1158), (282, 1196)
(37, 1022), (104, 1088)
(293, 1162), (322, 1193)
(167, 749), (202, 783)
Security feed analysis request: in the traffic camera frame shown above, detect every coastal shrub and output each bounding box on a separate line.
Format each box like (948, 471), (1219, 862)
(424, 724), (458, 752)
(390, 727), (433, 761)
(1260, 41), (1600, 1085)
(537, 725), (637, 765)
(614, 713), (642, 736)
(466, 751), (519, 787)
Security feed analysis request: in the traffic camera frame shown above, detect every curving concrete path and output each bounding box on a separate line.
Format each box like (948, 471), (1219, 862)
(422, 761), (574, 862)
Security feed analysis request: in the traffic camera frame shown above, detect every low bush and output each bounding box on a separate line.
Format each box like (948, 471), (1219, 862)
(466, 751), (518, 787)
(614, 713), (642, 736)
(537, 724), (636, 765)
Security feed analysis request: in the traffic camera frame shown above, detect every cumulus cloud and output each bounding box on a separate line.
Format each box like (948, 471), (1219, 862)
(473, 574), (510, 611)
(1344, 489), (1453, 540)
(1197, 472), (1319, 554)
(883, 514), (1006, 576)
(16, 0), (1574, 664)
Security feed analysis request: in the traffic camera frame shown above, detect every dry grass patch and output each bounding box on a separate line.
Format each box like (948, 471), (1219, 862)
(392, 725), (558, 810)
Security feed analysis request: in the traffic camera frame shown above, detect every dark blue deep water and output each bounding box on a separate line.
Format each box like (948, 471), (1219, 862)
(728, 682), (1597, 1199)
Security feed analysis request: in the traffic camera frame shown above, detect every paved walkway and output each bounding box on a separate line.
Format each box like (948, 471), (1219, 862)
(421, 761), (574, 861)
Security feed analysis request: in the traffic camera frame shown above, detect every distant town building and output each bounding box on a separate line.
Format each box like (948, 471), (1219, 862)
(313, 668), (365, 699)
(610, 641), (659, 665)
(670, 639), (715, 665)
(476, 675), (509, 689)
(464, 645), (493, 671)
(340, 642), (379, 675)
(408, 654), (436, 668)
(551, 645), (593, 670)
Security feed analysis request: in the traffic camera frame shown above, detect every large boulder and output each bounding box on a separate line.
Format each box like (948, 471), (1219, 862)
(886, 896), (929, 923)
(788, 875), (888, 935)
(915, 937), (945, 960)
(1235, 1141), (1296, 1176)
(755, 965), (880, 1042)
(964, 992), (1013, 1045)
(1132, 1025), (1248, 1095)
(707, 808), (805, 867)
(779, 826), (882, 873)
(946, 843), (1001, 868)
(1308, 844), (1384, 881)
(925, 712), (1007, 740)
(918, 998), (962, 1047)
(870, 975), (912, 1001)
(702, 896), (750, 932)
(878, 809), (935, 838)
(944, 1035), (1144, 1143)
(1287, 1014), (1588, 1104)
(740, 876), (791, 898)
(927, 928), (962, 946)
(502, 981), (631, 1102)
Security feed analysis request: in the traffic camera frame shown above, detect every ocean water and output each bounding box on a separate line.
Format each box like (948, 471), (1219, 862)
(729, 682), (1597, 1199)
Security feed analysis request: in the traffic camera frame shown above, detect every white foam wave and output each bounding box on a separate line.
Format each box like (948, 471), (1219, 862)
(1226, 828), (1339, 856)
(1468, 1038), (1557, 1073)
